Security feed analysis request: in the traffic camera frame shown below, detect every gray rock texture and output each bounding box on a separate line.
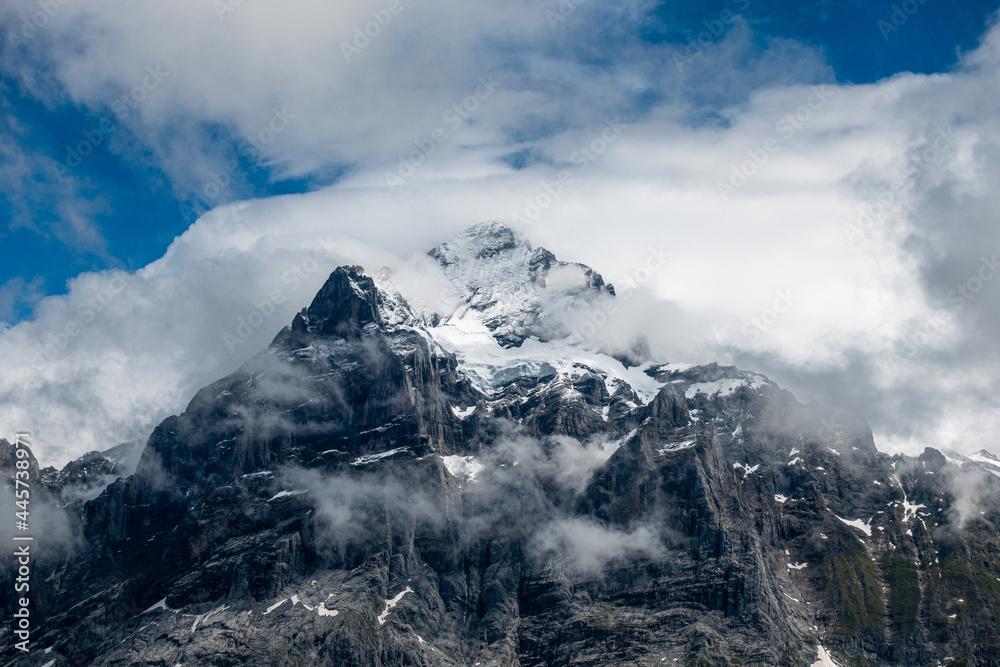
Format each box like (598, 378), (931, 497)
(3, 224), (1000, 666)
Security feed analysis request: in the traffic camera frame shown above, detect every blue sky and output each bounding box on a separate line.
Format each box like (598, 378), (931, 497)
(651, 0), (997, 82)
(0, 72), (334, 322)
(1, 0), (997, 324)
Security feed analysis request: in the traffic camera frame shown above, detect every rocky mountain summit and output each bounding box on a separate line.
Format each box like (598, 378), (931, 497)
(4, 222), (1000, 666)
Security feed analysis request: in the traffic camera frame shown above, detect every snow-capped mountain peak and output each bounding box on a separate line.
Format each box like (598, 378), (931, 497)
(971, 449), (1000, 463)
(427, 221), (614, 347)
(967, 448), (1000, 478)
(27, 222), (1000, 667)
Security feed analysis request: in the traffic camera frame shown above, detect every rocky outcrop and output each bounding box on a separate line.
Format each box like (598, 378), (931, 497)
(4, 224), (1000, 666)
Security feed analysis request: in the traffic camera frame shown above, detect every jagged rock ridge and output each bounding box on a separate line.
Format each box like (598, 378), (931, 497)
(3, 223), (1000, 666)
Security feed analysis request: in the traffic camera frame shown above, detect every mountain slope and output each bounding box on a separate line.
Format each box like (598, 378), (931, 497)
(3, 223), (1000, 666)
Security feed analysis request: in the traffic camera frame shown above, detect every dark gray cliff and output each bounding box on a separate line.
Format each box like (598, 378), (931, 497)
(3, 226), (1000, 666)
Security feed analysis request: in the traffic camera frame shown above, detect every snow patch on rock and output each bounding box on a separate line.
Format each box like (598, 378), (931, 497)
(442, 455), (484, 482)
(812, 644), (841, 666)
(452, 405), (477, 419)
(835, 515), (873, 537)
(378, 587), (414, 625)
(350, 448), (409, 467)
(268, 489), (307, 502)
(685, 375), (768, 399)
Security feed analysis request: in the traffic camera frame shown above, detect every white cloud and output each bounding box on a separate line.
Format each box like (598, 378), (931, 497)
(528, 517), (666, 575)
(0, 0), (827, 199)
(2, 4), (1000, 466)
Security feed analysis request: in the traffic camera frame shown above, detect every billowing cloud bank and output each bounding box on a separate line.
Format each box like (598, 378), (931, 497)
(1, 1), (999, 465)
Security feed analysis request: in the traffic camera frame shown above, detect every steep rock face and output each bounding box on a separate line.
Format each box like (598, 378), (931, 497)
(4, 224), (1000, 666)
(74, 264), (484, 621)
(36, 440), (144, 502)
